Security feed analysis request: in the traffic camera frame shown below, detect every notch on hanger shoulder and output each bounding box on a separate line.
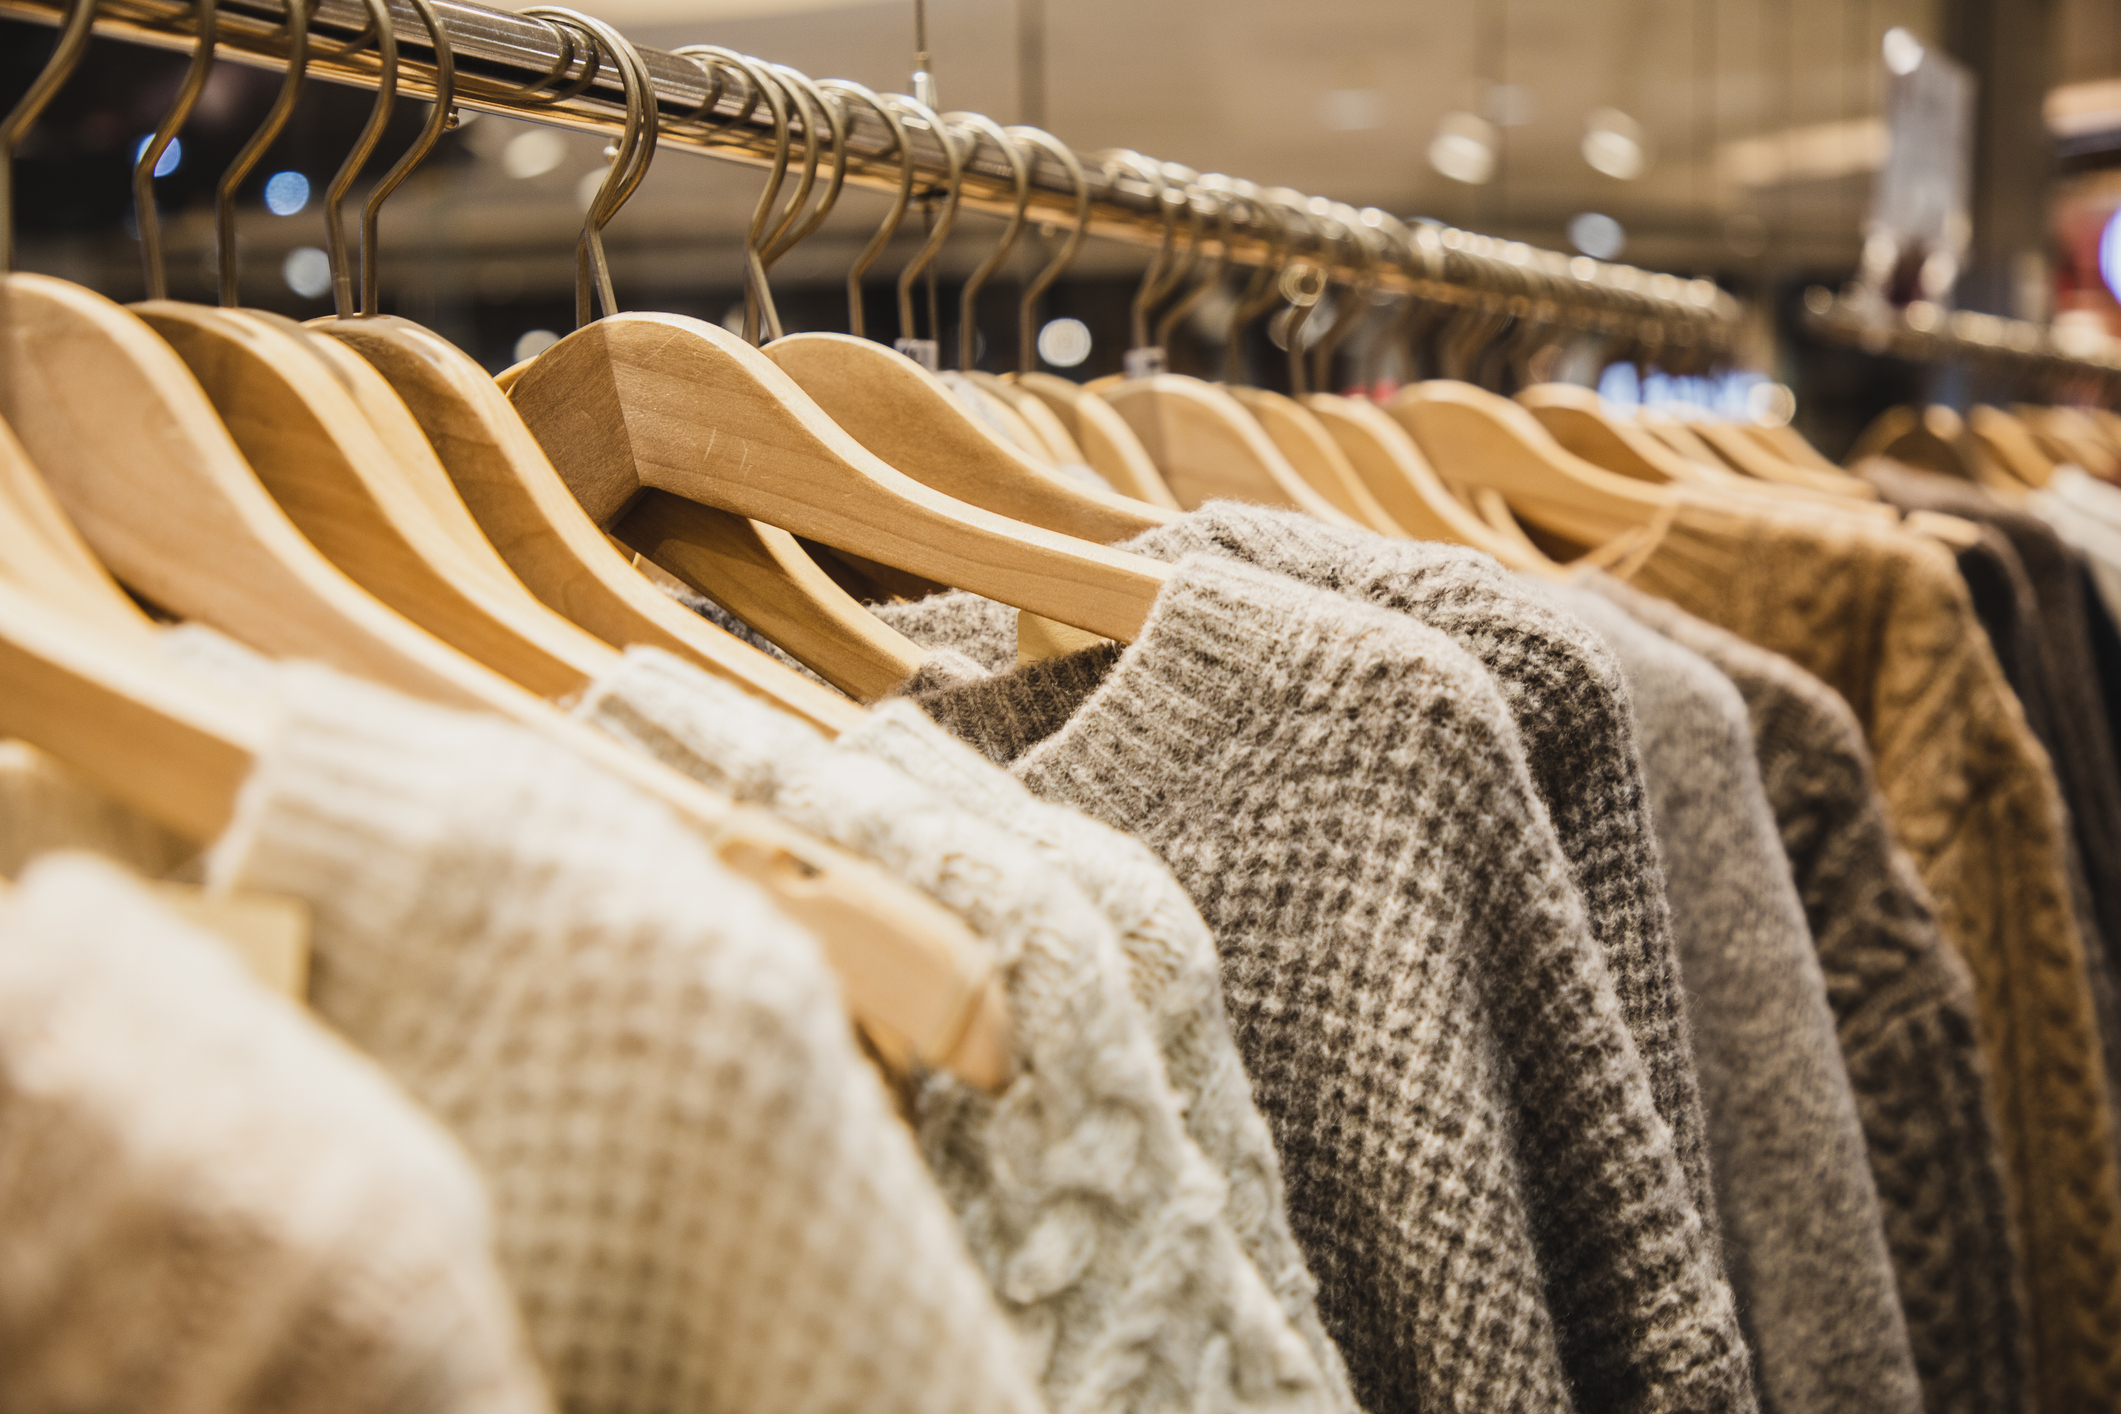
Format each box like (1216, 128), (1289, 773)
(509, 313), (1173, 645)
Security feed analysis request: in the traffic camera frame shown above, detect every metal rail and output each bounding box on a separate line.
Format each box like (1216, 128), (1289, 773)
(2, 0), (1747, 348)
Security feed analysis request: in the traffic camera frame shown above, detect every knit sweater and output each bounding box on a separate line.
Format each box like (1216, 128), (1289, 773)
(2029, 467), (2121, 633)
(0, 851), (551, 1414)
(1596, 576), (2032, 1414)
(891, 551), (1754, 1414)
(878, 501), (1721, 1247)
(1623, 500), (2121, 1414)
(1551, 587), (1921, 1414)
(838, 696), (1357, 1409)
(203, 663), (1042, 1414)
(572, 646), (1348, 1414)
(0, 738), (192, 878)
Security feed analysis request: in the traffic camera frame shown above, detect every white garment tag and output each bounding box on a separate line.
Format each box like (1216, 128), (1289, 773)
(893, 337), (941, 372)
(147, 882), (311, 1001)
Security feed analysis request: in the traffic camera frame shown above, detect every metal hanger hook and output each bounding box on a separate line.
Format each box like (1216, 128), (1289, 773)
(213, 0), (309, 304)
(761, 65), (848, 272)
(358, 0), (452, 316)
(1223, 180), (1289, 383)
(528, 8), (655, 328)
(940, 111), (1030, 372)
(1005, 125), (1087, 374)
(323, 0), (398, 318)
(883, 91), (963, 350)
(1153, 174), (1236, 360)
(1098, 149), (1175, 353)
(133, 0), (217, 300)
(818, 79), (911, 338)
(676, 46), (788, 343)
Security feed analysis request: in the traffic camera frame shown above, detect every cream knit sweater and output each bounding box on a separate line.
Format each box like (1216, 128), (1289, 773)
(1624, 501), (2121, 1414)
(884, 552), (1753, 1414)
(574, 647), (1348, 1414)
(1553, 587), (1920, 1414)
(203, 662), (1041, 1414)
(0, 851), (551, 1414)
(1599, 576), (2032, 1414)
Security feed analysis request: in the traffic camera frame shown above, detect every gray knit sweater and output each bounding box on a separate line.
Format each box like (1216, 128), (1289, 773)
(1596, 577), (2032, 1414)
(572, 646), (1348, 1414)
(1552, 587), (1921, 1414)
(890, 550), (1753, 1414)
(878, 501), (1721, 1249)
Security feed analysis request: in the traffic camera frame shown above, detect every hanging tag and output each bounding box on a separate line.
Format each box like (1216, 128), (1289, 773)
(147, 882), (310, 1001)
(894, 337), (941, 372)
(1123, 345), (1168, 379)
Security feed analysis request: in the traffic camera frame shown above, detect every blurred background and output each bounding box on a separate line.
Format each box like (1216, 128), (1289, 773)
(4, 0), (2120, 455)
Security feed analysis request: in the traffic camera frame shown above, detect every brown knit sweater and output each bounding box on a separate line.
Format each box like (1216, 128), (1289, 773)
(1595, 575), (2032, 1414)
(1623, 500), (2121, 1414)
(893, 551), (1754, 1414)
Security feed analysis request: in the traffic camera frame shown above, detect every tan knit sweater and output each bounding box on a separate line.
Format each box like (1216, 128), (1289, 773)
(1625, 500), (2121, 1413)
(0, 852), (551, 1414)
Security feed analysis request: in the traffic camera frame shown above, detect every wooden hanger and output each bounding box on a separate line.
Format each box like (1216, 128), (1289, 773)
(1103, 375), (1358, 523)
(1012, 373), (1180, 506)
(1688, 417), (1881, 498)
(0, 414), (154, 636)
(1225, 386), (1404, 533)
(2016, 405), (2121, 477)
(1517, 384), (1743, 486)
(1388, 381), (1668, 543)
(1299, 392), (1551, 568)
(967, 372), (1083, 462)
(1747, 420), (1844, 473)
(1966, 405), (2057, 489)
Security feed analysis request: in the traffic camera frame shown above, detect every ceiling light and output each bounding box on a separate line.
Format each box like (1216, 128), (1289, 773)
(132, 135), (180, 178)
(1882, 26), (1925, 77)
(1037, 317), (1093, 368)
(501, 128), (567, 180)
(1567, 211), (1625, 260)
(1319, 89), (1384, 133)
(282, 247), (331, 300)
(1582, 107), (1648, 180)
(263, 170), (310, 216)
(1429, 111), (1498, 185)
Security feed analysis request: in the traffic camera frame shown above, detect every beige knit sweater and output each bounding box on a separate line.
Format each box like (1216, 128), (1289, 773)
(574, 646), (1351, 1414)
(1625, 500), (2121, 1414)
(0, 851), (551, 1413)
(884, 551), (1753, 1414)
(203, 662), (1043, 1414)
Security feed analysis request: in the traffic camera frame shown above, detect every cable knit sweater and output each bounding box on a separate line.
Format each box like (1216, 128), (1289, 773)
(886, 551), (1754, 1414)
(572, 646), (1348, 1414)
(201, 663), (1042, 1414)
(1597, 576), (2031, 1414)
(1551, 587), (1920, 1414)
(836, 696), (1357, 1409)
(1622, 500), (2121, 1414)
(877, 502), (1721, 1248)
(0, 852), (551, 1414)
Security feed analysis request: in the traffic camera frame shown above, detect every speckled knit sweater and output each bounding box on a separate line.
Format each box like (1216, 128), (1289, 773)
(0, 852), (552, 1414)
(875, 501), (1720, 1247)
(202, 663), (1043, 1414)
(572, 645), (1349, 1414)
(884, 551), (1753, 1414)
(1621, 500), (2121, 1414)
(1552, 587), (1920, 1414)
(1596, 575), (2031, 1414)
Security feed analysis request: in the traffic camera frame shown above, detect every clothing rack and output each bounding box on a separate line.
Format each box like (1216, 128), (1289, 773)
(1803, 286), (2121, 397)
(3, 0), (1745, 359)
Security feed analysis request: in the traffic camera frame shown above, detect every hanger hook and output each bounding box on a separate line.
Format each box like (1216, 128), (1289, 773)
(1099, 149), (1174, 355)
(884, 91), (963, 356)
(819, 79), (912, 338)
(1154, 174), (1233, 358)
(0, 0), (98, 272)
(940, 111), (1030, 372)
(525, 9), (653, 329)
(323, 0), (397, 318)
(133, 0), (216, 300)
(1268, 193), (1328, 395)
(213, 0), (309, 305)
(754, 63), (827, 272)
(1310, 203), (1379, 393)
(676, 46), (787, 343)
(1223, 181), (1289, 383)
(1005, 125), (1086, 374)
(357, 0), (451, 316)
(761, 64), (848, 273)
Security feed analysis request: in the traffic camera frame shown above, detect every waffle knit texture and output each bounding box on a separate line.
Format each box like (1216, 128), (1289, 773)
(876, 501), (1721, 1247)
(0, 851), (552, 1414)
(886, 551), (1754, 1414)
(201, 663), (1041, 1414)
(837, 696), (1358, 1410)
(573, 646), (1350, 1414)
(1864, 462), (2121, 1026)
(1550, 586), (1921, 1414)
(1622, 499), (2121, 1414)
(1596, 576), (2032, 1414)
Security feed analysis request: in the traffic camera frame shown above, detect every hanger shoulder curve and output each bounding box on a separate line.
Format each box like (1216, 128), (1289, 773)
(968, 371), (1084, 464)
(1102, 374), (1357, 525)
(614, 492), (927, 703)
(1516, 384), (1729, 485)
(1011, 372), (1181, 508)
(764, 332), (1173, 542)
(510, 314), (1172, 645)
(0, 412), (155, 635)
(1225, 385), (1406, 533)
(313, 315), (865, 736)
